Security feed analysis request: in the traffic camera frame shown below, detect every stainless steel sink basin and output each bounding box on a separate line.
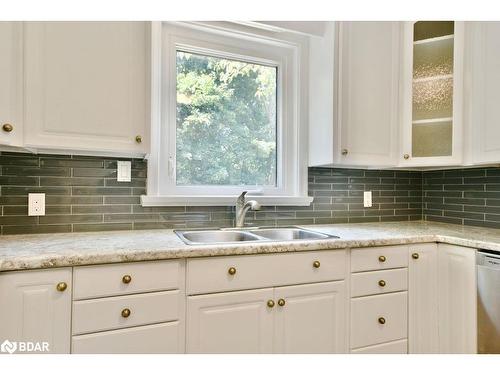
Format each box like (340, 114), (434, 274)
(175, 230), (263, 245)
(175, 226), (338, 245)
(249, 227), (334, 241)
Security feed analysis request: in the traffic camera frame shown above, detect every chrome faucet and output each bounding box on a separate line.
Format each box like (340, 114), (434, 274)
(235, 191), (261, 228)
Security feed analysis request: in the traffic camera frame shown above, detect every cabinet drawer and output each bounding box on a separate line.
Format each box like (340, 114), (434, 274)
(72, 321), (182, 354)
(72, 290), (180, 335)
(73, 260), (182, 300)
(351, 245), (408, 272)
(351, 339), (408, 354)
(351, 291), (407, 349)
(187, 250), (346, 295)
(351, 268), (408, 297)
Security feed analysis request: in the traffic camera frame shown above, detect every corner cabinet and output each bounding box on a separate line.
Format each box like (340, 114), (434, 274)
(437, 244), (477, 354)
(23, 22), (150, 157)
(0, 268), (72, 354)
(400, 21), (465, 167)
(464, 22), (500, 165)
(0, 22), (23, 149)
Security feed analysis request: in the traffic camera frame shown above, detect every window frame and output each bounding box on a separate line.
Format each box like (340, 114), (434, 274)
(143, 22), (312, 206)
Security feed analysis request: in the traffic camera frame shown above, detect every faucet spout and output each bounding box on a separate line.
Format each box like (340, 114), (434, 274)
(235, 191), (261, 228)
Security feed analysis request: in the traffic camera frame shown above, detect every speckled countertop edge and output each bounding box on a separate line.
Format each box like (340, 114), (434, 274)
(1, 221), (499, 272)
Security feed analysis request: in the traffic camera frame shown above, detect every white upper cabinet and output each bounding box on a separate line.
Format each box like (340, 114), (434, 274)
(464, 22), (500, 165)
(23, 22), (150, 156)
(400, 21), (464, 167)
(310, 22), (400, 168)
(337, 22), (400, 167)
(0, 22), (23, 148)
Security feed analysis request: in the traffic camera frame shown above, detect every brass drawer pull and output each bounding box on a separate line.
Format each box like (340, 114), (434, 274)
(267, 300), (275, 308)
(378, 280), (386, 287)
(378, 317), (386, 325)
(403, 154), (410, 160)
(135, 135), (142, 143)
(313, 260), (321, 268)
(341, 149), (348, 156)
(277, 298), (286, 307)
(122, 275), (132, 284)
(2, 123), (13, 132)
(121, 308), (131, 318)
(56, 282), (67, 292)
(378, 255), (386, 262)
(228, 267), (237, 275)
(412, 253), (419, 260)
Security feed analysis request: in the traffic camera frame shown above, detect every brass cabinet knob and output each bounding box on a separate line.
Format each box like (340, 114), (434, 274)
(56, 282), (67, 292)
(2, 123), (13, 132)
(403, 154), (410, 160)
(228, 267), (237, 275)
(378, 317), (386, 325)
(121, 308), (131, 318)
(378, 255), (386, 262)
(277, 298), (286, 307)
(378, 280), (386, 287)
(135, 135), (142, 144)
(267, 300), (275, 308)
(313, 260), (321, 268)
(122, 275), (132, 284)
(341, 149), (348, 156)
(412, 253), (419, 260)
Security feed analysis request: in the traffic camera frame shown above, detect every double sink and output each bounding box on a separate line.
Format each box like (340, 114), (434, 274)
(175, 226), (339, 245)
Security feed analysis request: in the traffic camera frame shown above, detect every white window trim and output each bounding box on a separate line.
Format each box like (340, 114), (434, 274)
(142, 21), (312, 206)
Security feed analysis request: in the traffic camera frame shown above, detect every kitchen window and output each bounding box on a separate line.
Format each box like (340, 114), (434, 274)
(143, 22), (312, 206)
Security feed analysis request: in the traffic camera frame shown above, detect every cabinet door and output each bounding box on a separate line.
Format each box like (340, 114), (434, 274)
(0, 268), (72, 354)
(400, 21), (464, 167)
(24, 22), (149, 156)
(437, 244), (477, 354)
(0, 22), (23, 147)
(337, 22), (399, 167)
(186, 288), (274, 353)
(273, 281), (347, 353)
(465, 22), (500, 164)
(408, 243), (439, 353)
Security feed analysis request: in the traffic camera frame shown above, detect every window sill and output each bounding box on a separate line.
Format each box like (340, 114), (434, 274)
(140, 195), (314, 207)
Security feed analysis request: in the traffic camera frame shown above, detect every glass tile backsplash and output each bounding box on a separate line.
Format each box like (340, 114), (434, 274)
(1, 152), (500, 234)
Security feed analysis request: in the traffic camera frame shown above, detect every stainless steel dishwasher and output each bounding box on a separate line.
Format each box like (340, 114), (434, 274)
(477, 250), (500, 354)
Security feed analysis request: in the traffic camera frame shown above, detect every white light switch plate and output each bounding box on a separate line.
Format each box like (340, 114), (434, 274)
(117, 161), (132, 182)
(28, 193), (45, 216)
(363, 191), (372, 208)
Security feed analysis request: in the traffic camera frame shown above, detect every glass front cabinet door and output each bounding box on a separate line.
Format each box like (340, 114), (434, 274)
(400, 21), (464, 167)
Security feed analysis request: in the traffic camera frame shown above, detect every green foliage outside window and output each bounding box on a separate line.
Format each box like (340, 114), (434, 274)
(176, 51), (277, 186)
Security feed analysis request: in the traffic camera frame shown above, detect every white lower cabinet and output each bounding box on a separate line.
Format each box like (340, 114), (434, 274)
(408, 243), (439, 353)
(72, 322), (181, 354)
(186, 288), (274, 354)
(274, 281), (347, 353)
(437, 244), (477, 354)
(0, 244), (480, 354)
(186, 281), (347, 354)
(0, 268), (72, 354)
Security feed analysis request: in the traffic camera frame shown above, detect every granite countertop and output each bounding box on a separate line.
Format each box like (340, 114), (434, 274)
(1, 221), (499, 272)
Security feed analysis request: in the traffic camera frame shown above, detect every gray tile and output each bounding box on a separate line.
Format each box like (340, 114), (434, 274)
(3, 167), (71, 177)
(72, 205), (132, 214)
(41, 158), (104, 168)
(2, 224), (72, 235)
(72, 187), (132, 195)
(1, 186), (71, 195)
(39, 215), (103, 224)
(40, 177), (104, 186)
(73, 223), (133, 232)
(0, 176), (39, 186)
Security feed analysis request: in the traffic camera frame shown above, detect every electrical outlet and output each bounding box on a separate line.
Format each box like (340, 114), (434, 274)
(363, 191), (372, 208)
(28, 193), (45, 216)
(117, 161), (132, 182)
